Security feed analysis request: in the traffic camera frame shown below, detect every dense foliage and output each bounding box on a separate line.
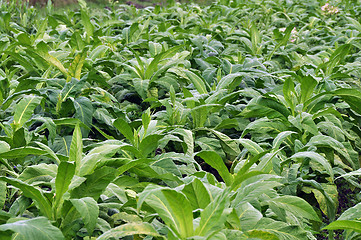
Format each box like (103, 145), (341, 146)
(1, 0), (361, 239)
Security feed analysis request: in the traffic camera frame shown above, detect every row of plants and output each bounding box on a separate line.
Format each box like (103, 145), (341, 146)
(1, 0), (361, 239)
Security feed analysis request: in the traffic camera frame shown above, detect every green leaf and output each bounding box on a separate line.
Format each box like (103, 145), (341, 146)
(209, 129), (240, 157)
(216, 73), (245, 91)
(139, 134), (164, 157)
(0, 181), (6, 209)
(323, 220), (361, 233)
(196, 151), (233, 186)
(162, 189), (194, 238)
(0, 217), (64, 240)
(238, 138), (263, 156)
(18, 163), (57, 184)
(245, 229), (279, 240)
(233, 180), (282, 206)
(250, 22), (261, 55)
(333, 88), (361, 116)
(70, 166), (116, 200)
(69, 124), (82, 174)
(306, 135), (358, 169)
(55, 162), (75, 209)
(240, 96), (290, 121)
(290, 151), (333, 179)
(195, 188), (230, 236)
(80, 9), (94, 41)
(13, 95), (42, 131)
(97, 222), (163, 240)
(184, 70), (208, 94)
(0, 141), (10, 153)
(0, 177), (52, 219)
(323, 44), (351, 76)
(113, 118), (134, 144)
(172, 129), (194, 156)
(237, 203), (263, 231)
(182, 178), (211, 209)
(300, 76), (317, 105)
(73, 97), (94, 129)
(70, 197), (99, 235)
(36, 42), (68, 78)
(268, 196), (321, 222)
(0, 146), (47, 160)
(272, 131), (295, 150)
(68, 48), (87, 81)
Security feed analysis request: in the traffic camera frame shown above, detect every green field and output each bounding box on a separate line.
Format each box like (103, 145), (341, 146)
(0, 0), (361, 239)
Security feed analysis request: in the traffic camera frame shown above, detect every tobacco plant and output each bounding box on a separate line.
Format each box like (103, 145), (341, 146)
(1, 0), (361, 239)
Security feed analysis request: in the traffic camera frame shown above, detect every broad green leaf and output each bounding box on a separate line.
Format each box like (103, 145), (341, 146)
(242, 118), (286, 138)
(196, 137), (225, 159)
(139, 134), (164, 157)
(0, 181), (6, 209)
(73, 97), (94, 129)
(272, 131), (295, 150)
(0, 141), (10, 153)
(231, 170), (265, 191)
(209, 129), (240, 157)
(36, 42), (68, 77)
(0, 217), (64, 240)
(97, 222), (163, 240)
(68, 49), (87, 81)
(13, 95), (42, 131)
(113, 118), (134, 144)
(146, 45), (184, 80)
(172, 129), (194, 156)
(79, 142), (128, 176)
(333, 88), (361, 116)
(0, 146), (47, 159)
(182, 178), (211, 209)
(140, 186), (183, 237)
(250, 22), (261, 55)
(0, 177), (52, 219)
(162, 189), (194, 238)
(196, 151), (233, 186)
(323, 44), (351, 76)
(149, 41), (162, 57)
(290, 151), (333, 179)
(70, 197), (99, 235)
(59, 78), (86, 103)
(216, 73), (245, 91)
(300, 76), (317, 105)
(237, 203), (263, 231)
(233, 180), (282, 207)
(306, 135), (358, 169)
(195, 188), (230, 236)
(55, 162), (75, 209)
(69, 124), (82, 174)
(80, 9), (94, 41)
(240, 96), (290, 121)
(245, 230), (279, 240)
(18, 163), (57, 184)
(323, 220), (361, 233)
(70, 166), (116, 200)
(268, 196), (320, 222)
(117, 158), (153, 175)
(238, 138), (263, 156)
(184, 70), (208, 94)
(254, 218), (308, 240)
